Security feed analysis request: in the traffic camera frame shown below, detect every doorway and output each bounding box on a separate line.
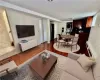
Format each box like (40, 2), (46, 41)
(66, 22), (73, 29)
(50, 23), (54, 41)
(66, 22), (73, 34)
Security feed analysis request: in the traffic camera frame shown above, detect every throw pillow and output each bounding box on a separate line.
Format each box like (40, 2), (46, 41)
(77, 54), (95, 72)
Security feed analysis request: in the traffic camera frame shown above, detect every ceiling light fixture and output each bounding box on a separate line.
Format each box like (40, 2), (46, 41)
(48, 0), (53, 2)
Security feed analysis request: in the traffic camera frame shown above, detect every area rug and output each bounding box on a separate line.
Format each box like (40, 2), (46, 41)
(53, 43), (80, 53)
(0, 50), (68, 80)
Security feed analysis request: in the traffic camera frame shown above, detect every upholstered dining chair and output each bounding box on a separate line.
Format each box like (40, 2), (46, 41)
(75, 34), (79, 37)
(56, 34), (65, 48)
(68, 36), (79, 51)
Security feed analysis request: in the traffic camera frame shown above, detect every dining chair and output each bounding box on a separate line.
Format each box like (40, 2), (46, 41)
(75, 34), (79, 37)
(70, 33), (79, 42)
(56, 34), (65, 48)
(68, 36), (79, 51)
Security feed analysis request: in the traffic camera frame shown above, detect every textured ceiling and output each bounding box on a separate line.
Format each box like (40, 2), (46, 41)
(2, 0), (100, 20)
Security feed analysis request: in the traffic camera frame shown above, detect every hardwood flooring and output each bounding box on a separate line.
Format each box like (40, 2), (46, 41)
(4, 39), (89, 66)
(7, 40), (68, 66)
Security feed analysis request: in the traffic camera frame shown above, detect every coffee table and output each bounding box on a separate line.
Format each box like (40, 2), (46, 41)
(29, 53), (57, 80)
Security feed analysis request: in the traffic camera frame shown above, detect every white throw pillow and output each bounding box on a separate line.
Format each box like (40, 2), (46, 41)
(77, 54), (95, 72)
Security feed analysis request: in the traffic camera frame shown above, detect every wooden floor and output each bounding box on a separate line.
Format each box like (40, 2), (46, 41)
(8, 40), (68, 66)
(6, 39), (89, 66)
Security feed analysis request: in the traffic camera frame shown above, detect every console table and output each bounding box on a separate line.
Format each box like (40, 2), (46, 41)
(19, 39), (38, 52)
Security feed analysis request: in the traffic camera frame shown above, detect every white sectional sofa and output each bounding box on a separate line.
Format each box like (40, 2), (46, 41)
(0, 61), (18, 77)
(60, 53), (100, 80)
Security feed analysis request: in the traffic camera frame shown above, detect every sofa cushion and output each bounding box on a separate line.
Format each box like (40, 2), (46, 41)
(77, 54), (95, 72)
(0, 61), (17, 72)
(63, 58), (94, 80)
(92, 57), (100, 80)
(95, 77), (100, 80)
(0, 61), (17, 77)
(60, 71), (80, 80)
(0, 70), (7, 77)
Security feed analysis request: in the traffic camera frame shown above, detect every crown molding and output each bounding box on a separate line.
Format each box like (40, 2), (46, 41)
(0, 1), (61, 22)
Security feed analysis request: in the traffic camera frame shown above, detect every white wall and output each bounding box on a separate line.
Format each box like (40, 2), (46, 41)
(3, 10), (13, 43)
(54, 22), (59, 38)
(91, 15), (97, 27)
(6, 9), (41, 53)
(38, 19), (44, 44)
(88, 12), (100, 58)
(42, 19), (48, 42)
(0, 8), (60, 59)
(88, 27), (100, 58)
(47, 19), (50, 43)
(58, 21), (73, 34)
(0, 12), (11, 49)
(58, 21), (66, 34)
(42, 20), (59, 42)
(95, 13), (100, 27)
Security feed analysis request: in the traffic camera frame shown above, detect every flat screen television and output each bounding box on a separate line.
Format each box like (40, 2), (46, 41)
(16, 25), (35, 38)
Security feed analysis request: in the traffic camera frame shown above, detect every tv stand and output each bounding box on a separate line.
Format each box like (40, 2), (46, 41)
(19, 39), (38, 52)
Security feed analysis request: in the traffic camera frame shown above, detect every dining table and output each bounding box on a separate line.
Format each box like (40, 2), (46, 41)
(61, 35), (74, 39)
(60, 35), (75, 47)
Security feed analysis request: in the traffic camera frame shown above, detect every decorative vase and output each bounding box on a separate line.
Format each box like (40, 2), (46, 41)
(41, 52), (50, 63)
(41, 53), (47, 63)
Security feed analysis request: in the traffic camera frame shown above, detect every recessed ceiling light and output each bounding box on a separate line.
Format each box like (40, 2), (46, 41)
(48, 0), (53, 2)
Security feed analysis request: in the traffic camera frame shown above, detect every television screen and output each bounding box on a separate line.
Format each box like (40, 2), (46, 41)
(16, 25), (35, 38)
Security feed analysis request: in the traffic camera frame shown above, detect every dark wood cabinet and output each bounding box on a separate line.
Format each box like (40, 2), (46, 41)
(72, 16), (93, 34)
(76, 33), (90, 56)
(72, 16), (93, 57)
